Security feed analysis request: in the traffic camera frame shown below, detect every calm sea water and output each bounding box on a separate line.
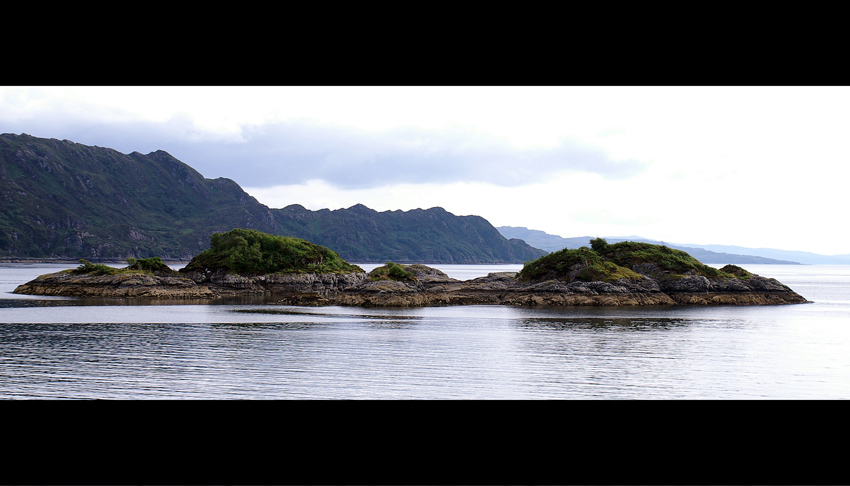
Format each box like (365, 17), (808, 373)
(1, 262), (848, 399)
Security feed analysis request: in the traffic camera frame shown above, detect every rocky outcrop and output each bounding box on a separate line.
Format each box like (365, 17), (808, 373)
(14, 263), (810, 307)
(12, 270), (217, 299)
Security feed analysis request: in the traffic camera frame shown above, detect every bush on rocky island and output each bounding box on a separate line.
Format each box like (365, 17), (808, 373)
(71, 259), (119, 275)
(590, 237), (609, 253)
(126, 256), (172, 273)
(71, 257), (174, 276)
(597, 241), (730, 278)
(519, 240), (742, 283)
(518, 247), (643, 283)
(369, 262), (417, 282)
(180, 228), (364, 276)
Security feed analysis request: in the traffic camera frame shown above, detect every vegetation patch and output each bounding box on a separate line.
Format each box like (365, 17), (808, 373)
(519, 239), (748, 282)
(718, 264), (751, 279)
(180, 228), (364, 276)
(69, 256), (175, 276)
(70, 259), (121, 276)
(518, 247), (642, 283)
(369, 262), (417, 282)
(597, 241), (734, 278)
(126, 256), (173, 273)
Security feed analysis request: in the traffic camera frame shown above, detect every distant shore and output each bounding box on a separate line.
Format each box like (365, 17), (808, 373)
(0, 258), (188, 264)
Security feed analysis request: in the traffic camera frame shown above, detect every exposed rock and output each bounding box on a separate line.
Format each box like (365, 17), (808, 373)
(14, 263), (810, 307)
(13, 270), (216, 299)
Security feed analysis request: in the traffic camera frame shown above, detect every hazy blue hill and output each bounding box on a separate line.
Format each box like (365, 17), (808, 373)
(497, 226), (592, 253)
(680, 244), (850, 265)
(497, 226), (806, 265)
(0, 133), (545, 264)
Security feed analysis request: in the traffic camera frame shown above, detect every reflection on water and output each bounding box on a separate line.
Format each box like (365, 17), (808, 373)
(233, 308), (425, 320)
(1, 263), (849, 399)
(517, 315), (689, 331)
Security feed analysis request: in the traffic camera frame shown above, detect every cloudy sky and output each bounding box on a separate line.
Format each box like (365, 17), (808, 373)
(1, 86), (847, 255)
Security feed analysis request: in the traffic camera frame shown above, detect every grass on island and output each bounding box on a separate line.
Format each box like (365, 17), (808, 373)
(368, 262), (417, 282)
(518, 247), (643, 283)
(596, 240), (731, 278)
(69, 256), (174, 276)
(518, 238), (741, 283)
(179, 228), (364, 276)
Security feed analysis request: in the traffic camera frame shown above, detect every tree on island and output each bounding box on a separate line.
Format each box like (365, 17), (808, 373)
(590, 237), (609, 253)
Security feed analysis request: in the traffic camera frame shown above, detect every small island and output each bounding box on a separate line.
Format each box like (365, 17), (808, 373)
(13, 229), (810, 307)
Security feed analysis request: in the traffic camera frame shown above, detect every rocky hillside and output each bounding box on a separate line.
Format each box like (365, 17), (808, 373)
(0, 133), (278, 260)
(273, 204), (545, 263)
(0, 133), (545, 263)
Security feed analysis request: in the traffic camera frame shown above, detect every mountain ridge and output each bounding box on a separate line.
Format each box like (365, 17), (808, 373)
(0, 133), (544, 264)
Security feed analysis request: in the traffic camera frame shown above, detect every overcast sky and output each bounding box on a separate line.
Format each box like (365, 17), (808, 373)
(2, 86), (847, 255)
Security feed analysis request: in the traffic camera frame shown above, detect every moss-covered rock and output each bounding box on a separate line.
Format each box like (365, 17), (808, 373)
(598, 241), (733, 279)
(518, 241), (749, 283)
(180, 228), (364, 276)
(719, 264), (751, 279)
(368, 262), (417, 282)
(518, 247), (643, 283)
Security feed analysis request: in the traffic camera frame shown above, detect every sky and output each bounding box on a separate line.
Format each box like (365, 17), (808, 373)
(1, 85), (848, 255)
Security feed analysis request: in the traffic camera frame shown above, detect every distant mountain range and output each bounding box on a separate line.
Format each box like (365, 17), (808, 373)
(7, 132), (843, 266)
(498, 226), (850, 265)
(0, 133), (544, 263)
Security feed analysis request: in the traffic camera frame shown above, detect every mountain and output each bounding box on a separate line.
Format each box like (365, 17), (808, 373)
(273, 204), (545, 263)
(0, 133), (278, 260)
(497, 226), (808, 265)
(0, 133), (545, 263)
(657, 243), (850, 265)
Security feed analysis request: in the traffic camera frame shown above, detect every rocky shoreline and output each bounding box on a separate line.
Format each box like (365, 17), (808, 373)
(13, 263), (810, 307)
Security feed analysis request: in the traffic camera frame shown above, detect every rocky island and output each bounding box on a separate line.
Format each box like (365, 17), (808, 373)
(13, 230), (810, 307)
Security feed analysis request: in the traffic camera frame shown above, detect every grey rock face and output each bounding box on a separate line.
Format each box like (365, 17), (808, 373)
(659, 275), (711, 293)
(14, 263), (810, 307)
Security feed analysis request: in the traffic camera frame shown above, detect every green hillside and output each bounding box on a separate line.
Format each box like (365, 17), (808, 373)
(0, 133), (277, 259)
(274, 204), (545, 263)
(0, 133), (545, 263)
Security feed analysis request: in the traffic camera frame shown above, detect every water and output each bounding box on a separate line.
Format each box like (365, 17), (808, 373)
(1, 262), (849, 399)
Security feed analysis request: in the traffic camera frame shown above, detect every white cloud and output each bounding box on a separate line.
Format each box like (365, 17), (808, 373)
(3, 85), (850, 254)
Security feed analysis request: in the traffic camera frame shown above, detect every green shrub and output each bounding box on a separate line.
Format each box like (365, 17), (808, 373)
(517, 247), (641, 283)
(369, 262), (416, 282)
(517, 240), (745, 282)
(599, 241), (729, 278)
(590, 237), (609, 253)
(181, 228), (363, 275)
(126, 256), (172, 273)
(72, 259), (118, 275)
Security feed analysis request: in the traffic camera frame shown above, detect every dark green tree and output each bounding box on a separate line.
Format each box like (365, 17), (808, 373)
(590, 237), (609, 253)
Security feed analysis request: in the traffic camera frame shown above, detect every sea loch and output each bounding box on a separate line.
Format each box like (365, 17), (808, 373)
(1, 262), (848, 399)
